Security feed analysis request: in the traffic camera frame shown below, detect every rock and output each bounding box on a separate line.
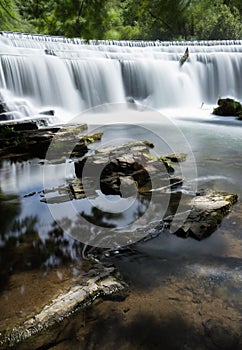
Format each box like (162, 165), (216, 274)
(179, 47), (189, 66)
(159, 156), (174, 172)
(0, 101), (8, 114)
(23, 192), (36, 198)
(44, 48), (56, 56)
(213, 98), (242, 117)
(39, 110), (55, 116)
(0, 113), (15, 121)
(0, 264), (128, 349)
(74, 141), (180, 197)
(41, 141), (182, 205)
(168, 190), (238, 240)
(140, 189), (238, 241)
(0, 121), (38, 132)
(126, 97), (136, 104)
(0, 123), (102, 160)
(166, 153), (187, 163)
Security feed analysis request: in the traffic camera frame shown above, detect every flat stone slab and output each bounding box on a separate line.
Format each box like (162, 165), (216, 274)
(0, 264), (127, 349)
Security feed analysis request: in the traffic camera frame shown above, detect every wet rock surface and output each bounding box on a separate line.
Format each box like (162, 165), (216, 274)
(74, 141), (180, 197)
(171, 190), (238, 240)
(132, 189), (238, 242)
(0, 121), (103, 159)
(213, 97), (242, 118)
(0, 263), (128, 349)
(41, 141), (183, 204)
(41, 141), (238, 242)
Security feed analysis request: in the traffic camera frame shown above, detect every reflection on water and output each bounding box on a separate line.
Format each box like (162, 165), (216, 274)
(0, 209), (84, 292)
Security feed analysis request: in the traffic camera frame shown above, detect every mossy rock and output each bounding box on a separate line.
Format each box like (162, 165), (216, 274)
(159, 156), (174, 173)
(213, 98), (242, 117)
(166, 153), (187, 163)
(179, 47), (189, 66)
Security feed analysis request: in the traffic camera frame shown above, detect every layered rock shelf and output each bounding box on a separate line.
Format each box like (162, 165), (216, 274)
(41, 140), (183, 204)
(170, 190), (238, 240)
(0, 120), (102, 159)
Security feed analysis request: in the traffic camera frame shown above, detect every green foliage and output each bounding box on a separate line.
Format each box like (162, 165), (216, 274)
(2, 0), (242, 41)
(0, 0), (32, 32)
(194, 2), (242, 40)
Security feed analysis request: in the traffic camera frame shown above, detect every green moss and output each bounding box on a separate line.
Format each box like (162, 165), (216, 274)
(166, 153), (187, 163)
(83, 132), (103, 144)
(144, 153), (158, 161)
(159, 156), (174, 173)
(213, 98), (242, 117)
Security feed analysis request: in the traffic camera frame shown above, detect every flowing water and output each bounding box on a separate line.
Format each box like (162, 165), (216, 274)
(1, 32), (242, 120)
(0, 33), (242, 349)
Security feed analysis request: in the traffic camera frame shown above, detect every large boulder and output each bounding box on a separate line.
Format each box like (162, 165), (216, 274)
(213, 98), (242, 117)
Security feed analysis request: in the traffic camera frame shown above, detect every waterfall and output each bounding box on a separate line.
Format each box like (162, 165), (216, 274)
(0, 32), (242, 121)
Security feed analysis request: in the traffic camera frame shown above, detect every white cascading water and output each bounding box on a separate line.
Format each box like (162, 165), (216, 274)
(0, 32), (242, 121)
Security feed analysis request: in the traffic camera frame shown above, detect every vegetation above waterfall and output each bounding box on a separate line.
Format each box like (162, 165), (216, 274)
(1, 0), (242, 40)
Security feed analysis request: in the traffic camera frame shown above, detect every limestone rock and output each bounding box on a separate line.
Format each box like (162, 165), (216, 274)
(169, 190), (238, 240)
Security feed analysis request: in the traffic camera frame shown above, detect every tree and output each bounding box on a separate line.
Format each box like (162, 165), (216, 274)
(12, 0), (242, 40)
(194, 1), (242, 40)
(17, 0), (116, 39)
(119, 0), (194, 40)
(0, 0), (31, 32)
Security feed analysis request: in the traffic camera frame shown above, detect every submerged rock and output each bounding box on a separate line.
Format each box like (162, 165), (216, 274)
(213, 98), (242, 118)
(0, 263), (127, 349)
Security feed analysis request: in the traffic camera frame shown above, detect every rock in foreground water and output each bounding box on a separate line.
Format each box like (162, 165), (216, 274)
(0, 264), (127, 349)
(169, 190), (238, 240)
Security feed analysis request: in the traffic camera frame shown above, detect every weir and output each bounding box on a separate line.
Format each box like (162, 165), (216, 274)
(0, 32), (242, 121)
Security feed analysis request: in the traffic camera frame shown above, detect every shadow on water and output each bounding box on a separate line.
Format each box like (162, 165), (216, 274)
(82, 312), (241, 350)
(36, 309), (242, 350)
(83, 313), (197, 350)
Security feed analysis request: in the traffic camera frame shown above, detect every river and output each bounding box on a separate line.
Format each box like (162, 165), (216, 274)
(0, 34), (242, 349)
